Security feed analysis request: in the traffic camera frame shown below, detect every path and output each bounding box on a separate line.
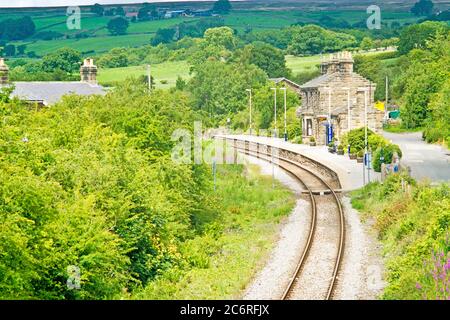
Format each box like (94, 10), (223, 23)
(383, 131), (450, 182)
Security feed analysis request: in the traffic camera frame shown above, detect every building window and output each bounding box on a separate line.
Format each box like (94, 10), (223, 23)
(306, 119), (313, 136)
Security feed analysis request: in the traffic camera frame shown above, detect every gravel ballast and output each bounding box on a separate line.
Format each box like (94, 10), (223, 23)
(241, 154), (385, 300)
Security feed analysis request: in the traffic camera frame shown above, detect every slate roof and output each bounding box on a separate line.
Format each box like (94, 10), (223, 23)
(299, 73), (334, 89)
(270, 77), (302, 89)
(9, 82), (106, 105)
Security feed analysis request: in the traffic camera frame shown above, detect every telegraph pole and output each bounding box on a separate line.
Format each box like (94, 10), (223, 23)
(147, 64), (152, 93)
(385, 76), (389, 119)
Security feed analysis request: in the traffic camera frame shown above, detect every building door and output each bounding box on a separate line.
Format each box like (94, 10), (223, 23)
(306, 119), (313, 136)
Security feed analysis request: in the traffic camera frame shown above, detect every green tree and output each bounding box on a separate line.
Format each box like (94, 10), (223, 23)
(188, 61), (267, 121)
(396, 33), (449, 128)
(360, 37), (374, 50)
(0, 16), (36, 41)
(287, 25), (357, 55)
(398, 21), (448, 54)
(234, 42), (290, 78)
(212, 0), (232, 14)
(17, 44), (27, 55)
(42, 47), (82, 74)
(115, 6), (126, 16)
(4, 44), (15, 56)
(411, 0), (434, 16)
(107, 17), (129, 36)
(203, 27), (236, 50)
(91, 3), (104, 16)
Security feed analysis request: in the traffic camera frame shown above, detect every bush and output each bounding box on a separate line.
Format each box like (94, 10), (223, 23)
(372, 143), (403, 172)
(351, 177), (449, 300)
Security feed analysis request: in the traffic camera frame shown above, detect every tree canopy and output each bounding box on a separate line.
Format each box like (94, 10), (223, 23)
(107, 17), (130, 36)
(41, 47), (82, 74)
(0, 16), (35, 41)
(411, 0), (434, 16)
(212, 0), (232, 14)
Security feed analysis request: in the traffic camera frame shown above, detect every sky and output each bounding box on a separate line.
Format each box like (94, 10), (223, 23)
(0, 0), (216, 8)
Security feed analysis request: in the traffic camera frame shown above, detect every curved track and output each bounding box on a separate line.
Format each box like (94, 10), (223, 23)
(229, 139), (345, 300)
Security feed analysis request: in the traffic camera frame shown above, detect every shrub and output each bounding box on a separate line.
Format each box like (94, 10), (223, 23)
(372, 143), (402, 172)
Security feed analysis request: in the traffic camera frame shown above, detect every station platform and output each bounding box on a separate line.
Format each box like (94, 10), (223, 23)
(216, 134), (381, 191)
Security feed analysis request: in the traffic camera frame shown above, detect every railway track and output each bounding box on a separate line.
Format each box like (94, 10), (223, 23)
(227, 139), (345, 300)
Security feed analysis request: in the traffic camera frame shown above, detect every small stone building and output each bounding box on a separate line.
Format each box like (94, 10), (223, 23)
(0, 58), (105, 107)
(298, 51), (383, 145)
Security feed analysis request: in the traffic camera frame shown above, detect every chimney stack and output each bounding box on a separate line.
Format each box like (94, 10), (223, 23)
(338, 51), (354, 74)
(0, 58), (9, 85)
(80, 58), (98, 84)
(326, 54), (339, 74)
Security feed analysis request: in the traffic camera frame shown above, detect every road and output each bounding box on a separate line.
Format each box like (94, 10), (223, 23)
(382, 131), (450, 183)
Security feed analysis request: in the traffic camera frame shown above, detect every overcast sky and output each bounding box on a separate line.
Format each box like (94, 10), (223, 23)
(0, 0), (216, 8)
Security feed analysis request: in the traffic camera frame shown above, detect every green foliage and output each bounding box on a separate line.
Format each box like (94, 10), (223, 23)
(133, 164), (295, 299)
(340, 127), (375, 153)
(42, 47), (82, 74)
(97, 48), (129, 68)
(372, 143), (402, 172)
(233, 41), (290, 78)
(398, 21), (448, 54)
(411, 0), (434, 17)
(0, 16), (36, 41)
(212, 0), (232, 15)
(107, 17), (130, 36)
(188, 60), (267, 122)
(250, 84), (300, 131)
(423, 78), (450, 146)
(0, 80), (216, 298)
(395, 32), (449, 128)
(287, 25), (357, 55)
(351, 176), (449, 300)
(90, 3), (104, 17)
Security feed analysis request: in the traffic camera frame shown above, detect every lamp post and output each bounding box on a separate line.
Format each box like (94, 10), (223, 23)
(246, 89), (252, 135)
(280, 87), (287, 141)
(323, 87), (332, 145)
(271, 87), (278, 138)
(357, 86), (369, 185)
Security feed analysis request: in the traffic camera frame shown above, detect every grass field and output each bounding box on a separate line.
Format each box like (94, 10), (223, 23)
(286, 49), (398, 75)
(97, 49), (396, 89)
(98, 60), (191, 88)
(14, 34), (153, 56)
(6, 9), (418, 57)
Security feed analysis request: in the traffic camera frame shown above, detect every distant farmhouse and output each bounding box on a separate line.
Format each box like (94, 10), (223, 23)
(274, 51), (383, 146)
(0, 58), (106, 107)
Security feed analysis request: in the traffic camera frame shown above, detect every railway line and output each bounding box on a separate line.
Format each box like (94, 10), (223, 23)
(225, 138), (345, 300)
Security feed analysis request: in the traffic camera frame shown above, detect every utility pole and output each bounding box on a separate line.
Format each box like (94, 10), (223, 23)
(358, 86), (369, 186)
(246, 89), (252, 135)
(385, 76), (389, 120)
(271, 87), (278, 138)
(280, 87), (287, 141)
(147, 64), (152, 93)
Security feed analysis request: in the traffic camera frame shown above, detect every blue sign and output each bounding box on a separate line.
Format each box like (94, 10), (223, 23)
(364, 153), (372, 169)
(326, 124), (333, 145)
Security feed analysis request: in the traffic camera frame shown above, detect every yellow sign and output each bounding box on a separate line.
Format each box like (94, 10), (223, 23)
(375, 101), (385, 112)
